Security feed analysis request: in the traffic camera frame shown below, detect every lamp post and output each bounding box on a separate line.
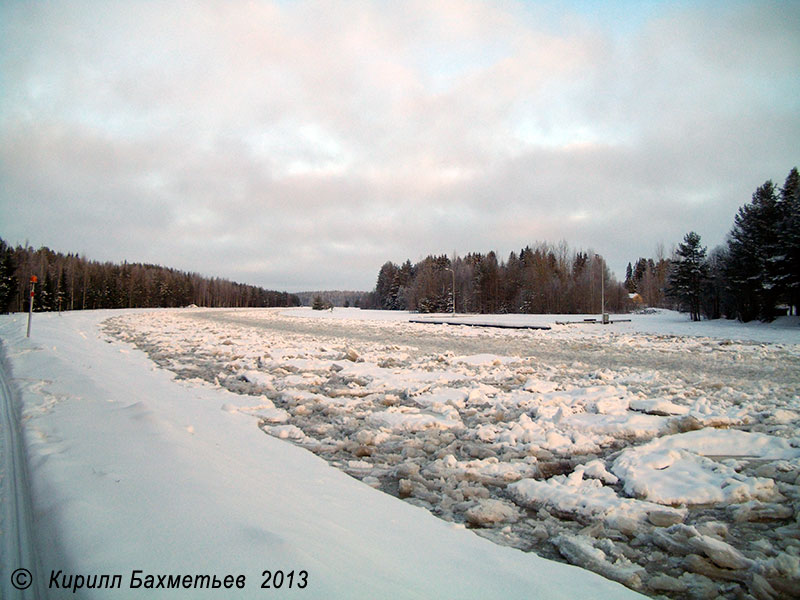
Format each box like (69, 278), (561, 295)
(445, 267), (455, 316)
(602, 270), (608, 323)
(595, 255), (608, 324)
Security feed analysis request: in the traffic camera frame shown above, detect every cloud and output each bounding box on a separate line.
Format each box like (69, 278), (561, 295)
(1, 0), (798, 291)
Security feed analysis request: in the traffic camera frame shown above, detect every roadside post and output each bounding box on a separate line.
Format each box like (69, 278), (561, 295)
(26, 275), (37, 338)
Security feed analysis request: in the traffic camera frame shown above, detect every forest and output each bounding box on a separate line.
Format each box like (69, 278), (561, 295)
(368, 167), (799, 322)
(0, 242), (300, 313)
(365, 244), (635, 315)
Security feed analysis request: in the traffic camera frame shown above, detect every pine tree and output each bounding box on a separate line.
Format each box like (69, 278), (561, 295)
(668, 232), (708, 321)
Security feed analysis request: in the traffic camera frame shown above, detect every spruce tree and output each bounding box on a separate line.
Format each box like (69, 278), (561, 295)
(0, 240), (17, 313)
(726, 181), (781, 321)
(778, 167), (800, 315)
(375, 261), (398, 309)
(668, 231), (708, 321)
(624, 262), (635, 293)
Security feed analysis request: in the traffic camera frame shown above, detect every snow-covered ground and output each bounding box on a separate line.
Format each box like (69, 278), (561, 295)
(1, 307), (798, 599)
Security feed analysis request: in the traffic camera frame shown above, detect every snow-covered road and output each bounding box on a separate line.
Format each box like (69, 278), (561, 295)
(0, 309), (648, 599)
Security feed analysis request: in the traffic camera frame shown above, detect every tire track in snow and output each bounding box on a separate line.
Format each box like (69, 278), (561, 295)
(0, 343), (43, 599)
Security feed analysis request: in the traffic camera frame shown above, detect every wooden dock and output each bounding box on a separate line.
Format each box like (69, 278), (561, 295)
(409, 319), (551, 330)
(554, 318), (632, 325)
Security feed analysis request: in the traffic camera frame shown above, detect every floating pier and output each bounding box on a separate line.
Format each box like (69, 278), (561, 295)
(554, 318), (632, 325)
(409, 319), (551, 330)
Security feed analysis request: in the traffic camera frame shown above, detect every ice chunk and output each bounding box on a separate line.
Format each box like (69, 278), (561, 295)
(452, 354), (514, 366)
(426, 456), (536, 484)
(414, 387), (469, 409)
(240, 397), (290, 423)
(648, 573), (687, 593)
(508, 470), (685, 529)
(629, 398), (689, 416)
(612, 429), (797, 505)
(648, 510), (684, 527)
(581, 459), (619, 485)
(730, 501), (794, 523)
(465, 499), (520, 527)
(522, 378), (558, 394)
(264, 424), (308, 441)
(767, 409), (798, 424)
(367, 407), (463, 432)
(552, 534), (646, 588)
(613, 447), (777, 505)
(688, 534), (753, 569)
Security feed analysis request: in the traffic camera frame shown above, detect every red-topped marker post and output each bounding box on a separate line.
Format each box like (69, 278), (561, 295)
(26, 275), (37, 338)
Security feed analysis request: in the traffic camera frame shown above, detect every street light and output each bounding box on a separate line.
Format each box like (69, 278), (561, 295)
(595, 254), (608, 324)
(444, 267), (455, 316)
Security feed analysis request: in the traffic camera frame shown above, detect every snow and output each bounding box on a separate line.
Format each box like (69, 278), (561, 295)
(465, 498), (520, 527)
(0, 309), (646, 599)
(612, 429), (800, 505)
(629, 398), (690, 416)
(283, 306), (800, 345)
(2, 306), (798, 598)
(508, 469), (687, 530)
(366, 406), (463, 432)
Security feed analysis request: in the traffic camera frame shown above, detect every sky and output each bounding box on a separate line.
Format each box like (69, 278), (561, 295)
(1, 0), (798, 293)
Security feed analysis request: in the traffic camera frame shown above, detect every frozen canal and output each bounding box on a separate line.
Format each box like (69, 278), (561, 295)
(105, 307), (800, 599)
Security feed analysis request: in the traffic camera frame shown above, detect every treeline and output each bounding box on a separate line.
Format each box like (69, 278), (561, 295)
(295, 290), (370, 308)
(641, 167), (799, 322)
(365, 243), (630, 314)
(0, 240), (300, 313)
(367, 167), (799, 321)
